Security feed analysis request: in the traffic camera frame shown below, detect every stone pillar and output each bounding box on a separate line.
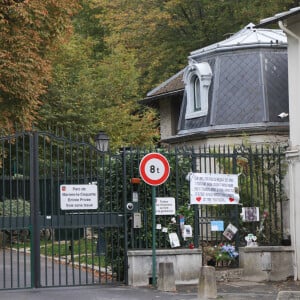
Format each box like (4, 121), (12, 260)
(282, 20), (300, 281)
(285, 25), (300, 270)
(198, 266), (217, 299)
(286, 150), (300, 280)
(157, 262), (176, 292)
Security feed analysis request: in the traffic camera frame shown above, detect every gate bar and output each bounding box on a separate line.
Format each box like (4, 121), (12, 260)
(30, 132), (41, 288)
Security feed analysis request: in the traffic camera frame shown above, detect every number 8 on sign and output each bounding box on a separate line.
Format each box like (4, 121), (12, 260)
(139, 153), (170, 186)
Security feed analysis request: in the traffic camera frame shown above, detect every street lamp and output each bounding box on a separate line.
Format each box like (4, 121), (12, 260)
(94, 131), (109, 256)
(94, 131), (110, 152)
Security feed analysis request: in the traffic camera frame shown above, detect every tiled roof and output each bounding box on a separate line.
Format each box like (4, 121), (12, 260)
(145, 69), (185, 99)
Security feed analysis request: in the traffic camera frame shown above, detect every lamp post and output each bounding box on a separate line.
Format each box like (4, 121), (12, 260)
(94, 131), (110, 152)
(94, 131), (109, 256)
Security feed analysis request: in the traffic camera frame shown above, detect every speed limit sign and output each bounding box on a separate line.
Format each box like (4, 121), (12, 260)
(139, 153), (170, 186)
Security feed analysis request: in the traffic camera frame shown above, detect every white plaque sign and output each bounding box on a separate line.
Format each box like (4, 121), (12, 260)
(155, 197), (176, 215)
(60, 184), (98, 210)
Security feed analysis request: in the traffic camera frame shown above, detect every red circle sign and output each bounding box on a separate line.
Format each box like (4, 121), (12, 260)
(139, 153), (170, 186)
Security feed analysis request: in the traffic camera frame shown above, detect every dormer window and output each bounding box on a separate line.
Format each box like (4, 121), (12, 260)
(193, 76), (201, 111)
(183, 62), (212, 119)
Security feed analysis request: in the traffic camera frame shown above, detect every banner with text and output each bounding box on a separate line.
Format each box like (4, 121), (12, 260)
(190, 173), (239, 205)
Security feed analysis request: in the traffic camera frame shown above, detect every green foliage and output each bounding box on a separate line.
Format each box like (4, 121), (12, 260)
(40, 239), (106, 267)
(204, 243), (239, 264)
(94, 45), (159, 150)
(0, 199), (30, 217)
(94, 0), (297, 92)
(0, 0), (80, 132)
(1, 0), (298, 141)
(177, 203), (194, 226)
(74, 0), (107, 59)
(38, 36), (100, 135)
(2, 0), (295, 147)
(38, 3), (159, 150)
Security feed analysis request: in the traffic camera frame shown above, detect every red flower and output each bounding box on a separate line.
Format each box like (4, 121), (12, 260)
(189, 243), (195, 249)
(263, 211), (269, 218)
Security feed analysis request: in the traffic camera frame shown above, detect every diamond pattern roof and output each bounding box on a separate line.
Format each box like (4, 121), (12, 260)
(142, 24), (289, 138)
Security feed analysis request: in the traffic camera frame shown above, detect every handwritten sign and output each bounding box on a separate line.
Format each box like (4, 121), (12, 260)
(190, 173), (239, 205)
(156, 197), (176, 215)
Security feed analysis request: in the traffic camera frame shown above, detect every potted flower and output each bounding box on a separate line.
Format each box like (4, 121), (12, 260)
(215, 244), (239, 266)
(204, 243), (239, 267)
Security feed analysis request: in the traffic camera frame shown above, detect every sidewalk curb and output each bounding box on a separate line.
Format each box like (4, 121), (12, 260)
(277, 291), (300, 299)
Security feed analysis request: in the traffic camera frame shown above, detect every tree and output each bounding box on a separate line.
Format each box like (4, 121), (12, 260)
(38, 3), (159, 149)
(92, 44), (159, 149)
(0, 0), (80, 132)
(38, 36), (100, 136)
(93, 0), (297, 92)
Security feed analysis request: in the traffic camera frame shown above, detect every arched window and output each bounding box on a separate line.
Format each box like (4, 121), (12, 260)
(183, 62), (212, 119)
(193, 76), (201, 111)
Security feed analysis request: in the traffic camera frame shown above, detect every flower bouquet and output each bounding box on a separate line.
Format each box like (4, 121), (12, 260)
(204, 243), (239, 267)
(215, 244), (239, 263)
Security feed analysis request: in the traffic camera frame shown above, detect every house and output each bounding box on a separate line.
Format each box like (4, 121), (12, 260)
(258, 6), (300, 281)
(141, 22), (294, 282)
(142, 23), (290, 147)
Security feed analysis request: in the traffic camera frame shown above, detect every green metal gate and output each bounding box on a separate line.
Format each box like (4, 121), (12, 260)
(0, 131), (126, 289)
(0, 131), (287, 289)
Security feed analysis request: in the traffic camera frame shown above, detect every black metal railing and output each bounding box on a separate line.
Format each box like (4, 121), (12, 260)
(0, 131), (288, 289)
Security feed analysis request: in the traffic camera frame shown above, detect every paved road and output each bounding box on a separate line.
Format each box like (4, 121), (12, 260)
(0, 280), (300, 300)
(0, 285), (198, 300)
(1, 249), (300, 299)
(0, 249), (100, 289)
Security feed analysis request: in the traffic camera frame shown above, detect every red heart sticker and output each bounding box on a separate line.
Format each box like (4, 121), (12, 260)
(229, 197), (234, 202)
(196, 196), (202, 202)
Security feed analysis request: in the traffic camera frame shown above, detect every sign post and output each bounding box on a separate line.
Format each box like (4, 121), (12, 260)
(139, 153), (170, 287)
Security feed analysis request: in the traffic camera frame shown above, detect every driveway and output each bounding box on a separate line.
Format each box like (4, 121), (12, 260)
(0, 249), (99, 289)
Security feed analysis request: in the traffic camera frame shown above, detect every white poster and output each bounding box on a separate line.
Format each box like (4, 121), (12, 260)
(182, 225), (193, 239)
(190, 173), (239, 205)
(169, 233), (180, 248)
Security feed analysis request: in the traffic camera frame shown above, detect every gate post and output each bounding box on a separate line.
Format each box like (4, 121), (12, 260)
(191, 150), (199, 248)
(122, 148), (129, 284)
(232, 146), (240, 249)
(30, 132), (41, 288)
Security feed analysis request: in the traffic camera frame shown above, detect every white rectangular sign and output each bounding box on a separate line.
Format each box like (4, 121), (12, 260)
(60, 184), (98, 210)
(190, 173), (239, 205)
(155, 197), (176, 215)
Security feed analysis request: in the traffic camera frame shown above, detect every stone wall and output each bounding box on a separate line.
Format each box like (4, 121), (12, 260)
(127, 248), (202, 286)
(239, 246), (294, 281)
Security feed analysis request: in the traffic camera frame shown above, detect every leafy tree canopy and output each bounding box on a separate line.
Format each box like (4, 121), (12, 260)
(94, 0), (298, 92)
(38, 10), (159, 149)
(1, 0), (298, 149)
(0, 0), (80, 132)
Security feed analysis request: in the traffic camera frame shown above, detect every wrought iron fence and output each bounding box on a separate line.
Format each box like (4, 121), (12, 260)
(121, 144), (287, 250)
(0, 130), (288, 289)
(191, 144), (288, 249)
